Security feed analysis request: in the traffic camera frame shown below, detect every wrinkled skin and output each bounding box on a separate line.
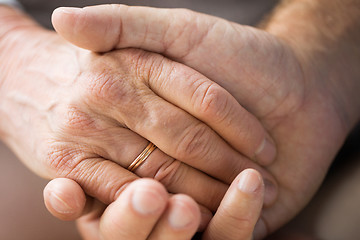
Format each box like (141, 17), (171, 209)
(0, 8), (277, 214)
(44, 169), (265, 240)
(51, 5), (359, 237)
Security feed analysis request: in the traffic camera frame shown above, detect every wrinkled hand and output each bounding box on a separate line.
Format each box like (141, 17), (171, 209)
(44, 169), (265, 240)
(51, 5), (358, 237)
(0, 6), (277, 215)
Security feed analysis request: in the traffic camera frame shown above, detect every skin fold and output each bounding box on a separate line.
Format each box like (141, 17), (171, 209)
(0, 4), (278, 216)
(44, 169), (265, 240)
(50, 1), (360, 237)
(1, 0), (359, 238)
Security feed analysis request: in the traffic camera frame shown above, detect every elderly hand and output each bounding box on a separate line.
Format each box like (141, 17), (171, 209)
(51, 3), (360, 238)
(44, 169), (265, 240)
(0, 5), (277, 215)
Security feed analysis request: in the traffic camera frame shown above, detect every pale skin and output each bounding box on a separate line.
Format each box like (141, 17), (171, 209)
(49, 0), (360, 238)
(44, 169), (265, 240)
(1, 0), (360, 238)
(0, 3), (278, 217)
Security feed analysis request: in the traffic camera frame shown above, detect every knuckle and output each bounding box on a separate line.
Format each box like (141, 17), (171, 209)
(131, 49), (171, 86)
(80, 51), (142, 107)
(44, 144), (85, 177)
(60, 107), (96, 134)
(129, 103), (177, 135)
(175, 123), (211, 160)
(79, 52), (145, 119)
(192, 81), (231, 124)
(84, 69), (122, 104)
(153, 159), (183, 188)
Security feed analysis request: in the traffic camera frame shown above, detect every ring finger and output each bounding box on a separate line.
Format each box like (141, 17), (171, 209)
(87, 124), (228, 211)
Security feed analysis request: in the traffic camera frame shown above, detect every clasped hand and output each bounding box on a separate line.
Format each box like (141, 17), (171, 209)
(0, 4), (279, 240)
(45, 4), (351, 239)
(1, 3), (353, 239)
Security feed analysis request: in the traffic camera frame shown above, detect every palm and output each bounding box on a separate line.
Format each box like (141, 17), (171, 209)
(252, 39), (345, 229)
(178, 26), (346, 231)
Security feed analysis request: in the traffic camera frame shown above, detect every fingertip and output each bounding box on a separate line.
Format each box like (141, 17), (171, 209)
(254, 136), (277, 166)
(100, 178), (169, 239)
(129, 179), (168, 216)
(128, 178), (168, 200)
(52, 7), (81, 33)
(237, 169), (264, 194)
(53, 7), (82, 16)
(238, 168), (277, 208)
(44, 178), (86, 221)
(253, 218), (268, 240)
(263, 178), (278, 207)
(203, 169), (265, 240)
(198, 205), (213, 232)
(52, 5), (121, 52)
(168, 194), (201, 230)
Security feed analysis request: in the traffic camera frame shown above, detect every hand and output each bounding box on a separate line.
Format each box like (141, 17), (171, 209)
(0, 6), (277, 214)
(44, 169), (265, 240)
(51, 4), (360, 237)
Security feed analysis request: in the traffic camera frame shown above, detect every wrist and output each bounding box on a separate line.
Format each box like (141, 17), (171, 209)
(263, 0), (360, 133)
(0, 6), (55, 140)
(0, 6), (40, 84)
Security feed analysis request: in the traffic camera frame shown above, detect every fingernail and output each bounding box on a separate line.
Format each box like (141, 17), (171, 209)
(199, 208), (213, 231)
(56, 7), (82, 14)
(168, 202), (195, 229)
(237, 169), (262, 193)
(263, 179), (277, 207)
(48, 192), (74, 214)
(253, 218), (267, 240)
(131, 188), (164, 215)
(255, 137), (276, 166)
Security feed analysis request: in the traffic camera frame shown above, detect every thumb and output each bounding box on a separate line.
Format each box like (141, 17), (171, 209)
(52, 5), (122, 52)
(203, 169), (266, 240)
(43, 178), (105, 222)
(52, 4), (300, 119)
(44, 178), (87, 221)
(51, 4), (219, 54)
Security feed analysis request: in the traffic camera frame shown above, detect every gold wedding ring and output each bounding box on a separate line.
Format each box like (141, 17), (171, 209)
(128, 142), (157, 172)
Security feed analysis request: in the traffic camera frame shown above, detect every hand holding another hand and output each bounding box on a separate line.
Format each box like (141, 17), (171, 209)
(51, 4), (360, 237)
(0, 4), (276, 227)
(44, 169), (265, 240)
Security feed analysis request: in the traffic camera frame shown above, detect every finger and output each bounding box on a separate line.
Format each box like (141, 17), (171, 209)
(51, 98), (275, 209)
(52, 6), (276, 166)
(75, 49), (277, 207)
(51, 5), (299, 120)
(202, 169), (265, 240)
(52, 5), (217, 54)
(44, 178), (87, 221)
(44, 177), (210, 239)
(43, 178), (110, 221)
(46, 142), (138, 205)
(54, 110), (228, 211)
(148, 194), (200, 240)
(105, 134), (230, 211)
(99, 179), (168, 240)
(43, 179), (109, 240)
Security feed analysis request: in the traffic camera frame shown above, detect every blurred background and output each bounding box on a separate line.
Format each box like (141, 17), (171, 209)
(0, 141), (81, 240)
